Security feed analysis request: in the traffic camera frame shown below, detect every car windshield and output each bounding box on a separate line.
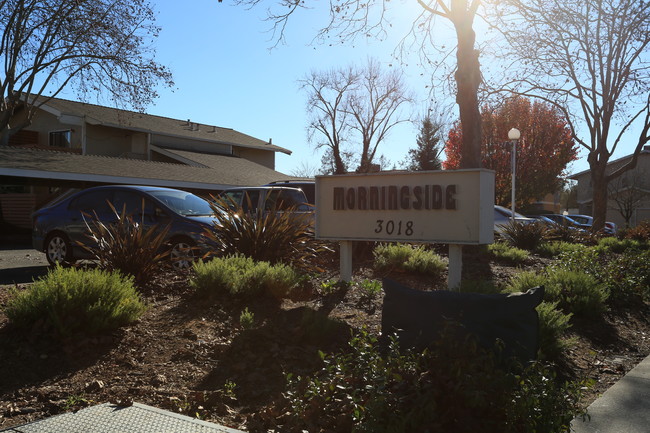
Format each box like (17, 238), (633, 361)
(148, 190), (213, 216)
(570, 215), (591, 224)
(495, 206), (528, 219)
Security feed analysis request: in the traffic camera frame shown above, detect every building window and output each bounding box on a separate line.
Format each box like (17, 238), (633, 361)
(49, 130), (71, 148)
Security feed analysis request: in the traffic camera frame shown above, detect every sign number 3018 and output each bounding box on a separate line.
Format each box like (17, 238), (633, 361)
(374, 220), (414, 236)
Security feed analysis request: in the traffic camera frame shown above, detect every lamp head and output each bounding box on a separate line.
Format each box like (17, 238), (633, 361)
(508, 128), (521, 141)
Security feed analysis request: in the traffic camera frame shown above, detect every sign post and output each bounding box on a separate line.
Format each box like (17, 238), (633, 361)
(340, 240), (353, 282)
(447, 244), (463, 289)
(315, 169), (495, 289)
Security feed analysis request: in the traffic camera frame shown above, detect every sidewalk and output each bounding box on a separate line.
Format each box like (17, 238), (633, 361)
(0, 402), (246, 433)
(571, 353), (650, 433)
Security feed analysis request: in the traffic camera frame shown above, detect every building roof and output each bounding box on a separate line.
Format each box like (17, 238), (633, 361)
(40, 97), (292, 155)
(570, 147), (650, 179)
(0, 146), (294, 191)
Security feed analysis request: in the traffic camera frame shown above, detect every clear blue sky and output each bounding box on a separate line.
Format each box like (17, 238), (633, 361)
(149, 0), (441, 176)
(59, 1), (644, 178)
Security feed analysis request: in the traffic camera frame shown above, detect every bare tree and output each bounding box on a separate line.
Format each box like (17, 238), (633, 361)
(486, 0), (650, 230)
(301, 58), (412, 174)
(301, 65), (357, 175)
(289, 160), (319, 178)
(229, 0), (484, 169)
(608, 170), (650, 227)
(0, 0), (173, 145)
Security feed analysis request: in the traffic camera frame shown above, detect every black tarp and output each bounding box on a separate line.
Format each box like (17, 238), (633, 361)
(381, 279), (544, 362)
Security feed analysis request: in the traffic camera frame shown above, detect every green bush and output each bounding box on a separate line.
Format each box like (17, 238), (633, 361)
(458, 279), (503, 295)
(281, 328), (584, 433)
(190, 255), (301, 298)
(373, 243), (446, 277)
(536, 301), (574, 361)
(551, 246), (603, 277)
(602, 249), (650, 302)
(5, 266), (146, 337)
(204, 197), (327, 272)
(81, 202), (170, 286)
(239, 307), (255, 330)
(358, 279), (382, 298)
(595, 237), (647, 255)
(499, 220), (548, 251)
(535, 241), (587, 258)
(487, 242), (529, 264)
(507, 269), (608, 317)
(505, 271), (547, 293)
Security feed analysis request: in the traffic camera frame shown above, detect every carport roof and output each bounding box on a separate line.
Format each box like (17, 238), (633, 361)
(0, 147), (294, 191)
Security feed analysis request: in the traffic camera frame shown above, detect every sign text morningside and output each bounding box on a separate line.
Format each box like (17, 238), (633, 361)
(332, 184), (458, 211)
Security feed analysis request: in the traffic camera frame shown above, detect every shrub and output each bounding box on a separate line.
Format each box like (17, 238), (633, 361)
(535, 241), (587, 258)
(507, 269), (608, 317)
(594, 237), (647, 255)
(499, 220), (547, 251)
(536, 301), (574, 361)
(190, 255), (301, 298)
(358, 279), (382, 298)
(551, 246), (603, 277)
(281, 328), (584, 433)
(204, 197), (328, 272)
(81, 202), (170, 286)
(620, 220), (650, 241)
(602, 249), (650, 302)
(487, 242), (529, 264)
(505, 271), (547, 294)
(5, 266), (145, 337)
(239, 307), (255, 330)
(458, 279), (503, 295)
(373, 243), (446, 277)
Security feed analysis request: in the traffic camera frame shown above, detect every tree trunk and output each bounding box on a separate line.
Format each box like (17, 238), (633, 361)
(452, 11), (482, 169)
(590, 162), (608, 231)
(333, 147), (346, 174)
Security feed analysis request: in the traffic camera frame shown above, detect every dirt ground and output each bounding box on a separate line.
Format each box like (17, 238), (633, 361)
(1, 250), (649, 432)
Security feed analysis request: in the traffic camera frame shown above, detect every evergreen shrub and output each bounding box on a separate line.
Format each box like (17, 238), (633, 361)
(373, 243), (446, 276)
(190, 254), (300, 298)
(5, 266), (145, 337)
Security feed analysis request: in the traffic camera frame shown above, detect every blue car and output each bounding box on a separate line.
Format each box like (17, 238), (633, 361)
(32, 185), (217, 269)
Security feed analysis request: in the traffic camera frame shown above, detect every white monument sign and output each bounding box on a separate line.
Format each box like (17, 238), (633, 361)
(315, 169), (495, 287)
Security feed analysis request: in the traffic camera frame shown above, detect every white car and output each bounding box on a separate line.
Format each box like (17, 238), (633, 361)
(494, 205), (535, 234)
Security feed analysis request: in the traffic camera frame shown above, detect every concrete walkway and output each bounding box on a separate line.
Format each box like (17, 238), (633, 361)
(572, 353), (650, 433)
(0, 402), (245, 433)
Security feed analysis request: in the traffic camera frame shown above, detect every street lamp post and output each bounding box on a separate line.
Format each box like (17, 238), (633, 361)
(508, 128), (521, 222)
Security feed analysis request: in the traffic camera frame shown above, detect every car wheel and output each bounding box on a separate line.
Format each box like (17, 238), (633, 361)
(169, 238), (196, 271)
(45, 233), (75, 266)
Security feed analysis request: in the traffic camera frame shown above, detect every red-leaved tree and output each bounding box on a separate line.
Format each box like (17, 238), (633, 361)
(444, 97), (578, 208)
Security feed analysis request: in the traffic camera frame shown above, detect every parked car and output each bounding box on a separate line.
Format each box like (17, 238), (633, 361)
(528, 215), (558, 227)
(494, 205), (535, 234)
(540, 214), (590, 230)
(32, 185), (217, 269)
(264, 180), (315, 206)
(218, 186), (312, 213)
(568, 214), (618, 235)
